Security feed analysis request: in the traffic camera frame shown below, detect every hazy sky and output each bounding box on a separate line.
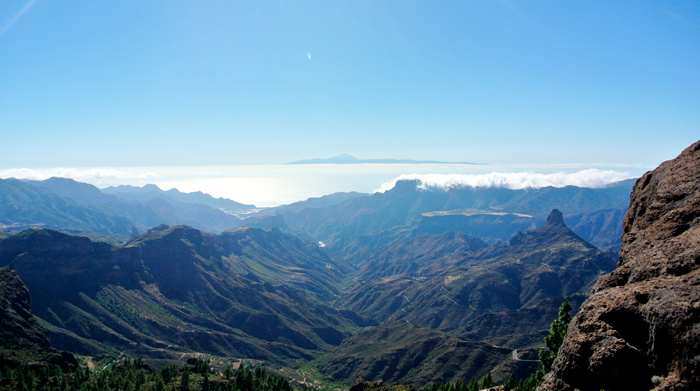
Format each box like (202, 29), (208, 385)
(1, 1), (698, 169)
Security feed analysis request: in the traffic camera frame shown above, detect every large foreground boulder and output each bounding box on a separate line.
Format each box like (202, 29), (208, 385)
(539, 140), (700, 391)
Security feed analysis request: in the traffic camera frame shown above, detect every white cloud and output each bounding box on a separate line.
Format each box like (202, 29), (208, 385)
(0, 168), (159, 181)
(374, 169), (634, 193)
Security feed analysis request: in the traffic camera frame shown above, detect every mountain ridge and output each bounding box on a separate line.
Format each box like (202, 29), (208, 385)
(317, 322), (513, 387)
(0, 226), (369, 365)
(8, 177), (247, 236)
(0, 178), (138, 235)
(103, 183), (255, 212)
(283, 180), (634, 259)
(338, 210), (616, 349)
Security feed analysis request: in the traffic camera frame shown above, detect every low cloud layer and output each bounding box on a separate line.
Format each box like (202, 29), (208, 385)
(0, 168), (159, 181)
(375, 169), (635, 193)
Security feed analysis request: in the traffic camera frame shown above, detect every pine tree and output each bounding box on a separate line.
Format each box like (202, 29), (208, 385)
(539, 300), (573, 373)
(236, 365), (253, 391)
(518, 299), (574, 391)
(481, 373), (493, 389)
(223, 366), (233, 381)
(180, 366), (191, 391)
(504, 373), (517, 390)
(154, 377), (166, 391)
(203, 370), (210, 391)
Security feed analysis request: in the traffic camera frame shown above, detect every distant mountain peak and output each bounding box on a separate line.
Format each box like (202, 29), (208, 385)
(334, 153), (358, 161)
(142, 184), (164, 192)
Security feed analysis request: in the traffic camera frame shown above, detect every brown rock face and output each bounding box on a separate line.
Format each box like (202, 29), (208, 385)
(539, 140), (700, 391)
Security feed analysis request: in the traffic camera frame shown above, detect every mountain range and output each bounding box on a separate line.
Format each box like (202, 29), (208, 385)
(0, 171), (640, 387)
(278, 178), (635, 259)
(1, 178), (249, 237)
(0, 225), (369, 365)
(0, 176), (633, 257)
(0, 212), (614, 385)
(336, 210), (616, 349)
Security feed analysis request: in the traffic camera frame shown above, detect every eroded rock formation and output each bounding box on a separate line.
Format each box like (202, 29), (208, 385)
(539, 140), (700, 390)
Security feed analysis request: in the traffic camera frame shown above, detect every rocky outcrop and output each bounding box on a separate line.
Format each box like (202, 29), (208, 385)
(539, 140), (700, 391)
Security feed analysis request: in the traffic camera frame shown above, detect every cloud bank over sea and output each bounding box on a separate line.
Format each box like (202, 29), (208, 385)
(1, 165), (643, 207)
(0, 168), (160, 181)
(375, 169), (634, 193)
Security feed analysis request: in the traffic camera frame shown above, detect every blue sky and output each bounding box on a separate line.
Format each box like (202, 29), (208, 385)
(0, 1), (698, 204)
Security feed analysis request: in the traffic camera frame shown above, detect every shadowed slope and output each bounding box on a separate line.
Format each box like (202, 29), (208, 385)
(339, 210), (616, 348)
(0, 267), (78, 370)
(318, 322), (510, 387)
(0, 226), (366, 364)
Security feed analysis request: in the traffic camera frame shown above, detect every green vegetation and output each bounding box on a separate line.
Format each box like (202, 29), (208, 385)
(317, 322), (509, 387)
(501, 300), (573, 391)
(0, 335), (572, 391)
(0, 358), (294, 391)
(539, 300), (573, 374)
(373, 372), (495, 391)
(411, 300), (573, 391)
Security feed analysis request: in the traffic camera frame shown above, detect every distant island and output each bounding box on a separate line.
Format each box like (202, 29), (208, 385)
(287, 153), (483, 165)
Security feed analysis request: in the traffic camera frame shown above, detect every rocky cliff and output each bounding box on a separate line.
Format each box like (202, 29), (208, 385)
(539, 140), (700, 391)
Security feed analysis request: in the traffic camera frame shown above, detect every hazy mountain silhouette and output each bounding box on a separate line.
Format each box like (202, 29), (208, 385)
(281, 179), (634, 258)
(14, 177), (246, 235)
(0, 178), (137, 235)
(103, 183), (255, 212)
